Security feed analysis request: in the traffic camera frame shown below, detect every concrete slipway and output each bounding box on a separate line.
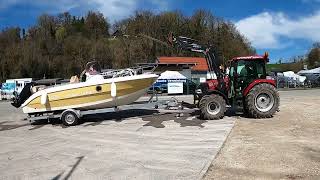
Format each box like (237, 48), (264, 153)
(0, 96), (234, 179)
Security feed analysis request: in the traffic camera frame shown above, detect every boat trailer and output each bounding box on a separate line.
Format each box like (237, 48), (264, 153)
(28, 95), (192, 126)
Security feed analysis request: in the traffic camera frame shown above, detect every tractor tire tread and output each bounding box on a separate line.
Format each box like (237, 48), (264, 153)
(245, 83), (280, 118)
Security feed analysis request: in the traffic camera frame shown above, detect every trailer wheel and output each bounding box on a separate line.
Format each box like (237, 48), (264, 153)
(245, 83), (280, 118)
(199, 94), (226, 120)
(61, 110), (79, 126)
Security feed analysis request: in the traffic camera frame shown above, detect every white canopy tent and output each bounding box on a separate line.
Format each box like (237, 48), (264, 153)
(158, 71), (187, 80)
(283, 71), (306, 83)
(298, 67), (320, 74)
(157, 71), (187, 94)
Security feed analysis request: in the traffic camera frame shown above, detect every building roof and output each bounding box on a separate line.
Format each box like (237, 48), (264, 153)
(158, 57), (208, 71)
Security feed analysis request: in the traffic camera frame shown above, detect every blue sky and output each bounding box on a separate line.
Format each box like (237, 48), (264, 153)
(1, 0), (320, 63)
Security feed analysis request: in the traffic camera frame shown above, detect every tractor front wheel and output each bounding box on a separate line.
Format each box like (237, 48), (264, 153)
(245, 83), (280, 118)
(199, 94), (226, 120)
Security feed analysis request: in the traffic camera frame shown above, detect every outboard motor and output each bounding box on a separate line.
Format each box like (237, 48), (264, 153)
(11, 82), (33, 108)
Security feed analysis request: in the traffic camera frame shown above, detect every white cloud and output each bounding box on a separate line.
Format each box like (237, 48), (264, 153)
(0, 0), (169, 22)
(235, 11), (320, 49)
(90, 0), (138, 21)
(87, 0), (169, 21)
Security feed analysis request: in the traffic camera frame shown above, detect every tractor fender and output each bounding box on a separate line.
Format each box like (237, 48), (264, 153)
(206, 90), (230, 105)
(243, 79), (276, 96)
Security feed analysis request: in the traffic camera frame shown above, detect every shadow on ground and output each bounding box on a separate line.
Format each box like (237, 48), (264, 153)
(52, 156), (84, 180)
(0, 121), (30, 132)
(0, 106), (241, 131)
(83, 109), (208, 128)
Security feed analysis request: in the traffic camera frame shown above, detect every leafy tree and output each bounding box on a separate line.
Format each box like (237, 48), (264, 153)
(307, 43), (320, 68)
(85, 11), (110, 39)
(55, 26), (67, 42)
(0, 9), (255, 82)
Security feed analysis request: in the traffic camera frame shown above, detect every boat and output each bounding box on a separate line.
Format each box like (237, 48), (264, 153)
(11, 62), (158, 115)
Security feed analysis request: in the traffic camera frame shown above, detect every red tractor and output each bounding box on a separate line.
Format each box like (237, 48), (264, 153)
(169, 35), (280, 119)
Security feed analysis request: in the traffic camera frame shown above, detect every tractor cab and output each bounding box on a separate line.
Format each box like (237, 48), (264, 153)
(228, 54), (270, 99)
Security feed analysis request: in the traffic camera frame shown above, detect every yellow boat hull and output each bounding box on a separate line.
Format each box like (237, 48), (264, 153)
(22, 74), (158, 114)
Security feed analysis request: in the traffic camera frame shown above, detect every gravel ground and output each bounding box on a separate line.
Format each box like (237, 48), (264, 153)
(204, 89), (320, 180)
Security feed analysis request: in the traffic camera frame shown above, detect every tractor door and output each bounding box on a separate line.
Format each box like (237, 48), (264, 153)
(228, 61), (236, 99)
(235, 60), (266, 97)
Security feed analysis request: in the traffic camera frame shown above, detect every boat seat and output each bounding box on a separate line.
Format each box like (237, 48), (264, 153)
(86, 74), (104, 82)
(70, 75), (80, 83)
(31, 85), (46, 94)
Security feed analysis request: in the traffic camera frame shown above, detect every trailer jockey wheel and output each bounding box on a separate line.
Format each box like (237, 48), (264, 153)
(61, 110), (79, 126)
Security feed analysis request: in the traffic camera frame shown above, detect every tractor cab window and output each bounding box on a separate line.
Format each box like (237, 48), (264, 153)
(256, 62), (266, 78)
(236, 60), (266, 79)
(229, 65), (234, 78)
(228, 61), (236, 78)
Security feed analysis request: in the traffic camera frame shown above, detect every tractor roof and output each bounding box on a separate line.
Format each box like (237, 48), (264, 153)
(232, 55), (269, 62)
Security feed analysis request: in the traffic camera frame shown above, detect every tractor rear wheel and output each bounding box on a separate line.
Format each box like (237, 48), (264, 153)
(245, 83), (280, 118)
(199, 94), (226, 120)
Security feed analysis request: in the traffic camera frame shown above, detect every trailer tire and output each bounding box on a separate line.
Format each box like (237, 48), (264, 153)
(61, 110), (79, 126)
(245, 83), (280, 118)
(199, 94), (226, 120)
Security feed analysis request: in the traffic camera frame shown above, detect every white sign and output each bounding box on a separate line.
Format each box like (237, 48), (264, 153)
(168, 82), (183, 94)
(200, 77), (206, 83)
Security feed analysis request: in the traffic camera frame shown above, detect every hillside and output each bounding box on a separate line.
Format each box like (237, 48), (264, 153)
(0, 10), (255, 81)
(266, 62), (304, 73)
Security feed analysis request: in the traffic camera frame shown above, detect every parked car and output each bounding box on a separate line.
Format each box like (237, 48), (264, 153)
(160, 84), (167, 93)
(147, 86), (162, 94)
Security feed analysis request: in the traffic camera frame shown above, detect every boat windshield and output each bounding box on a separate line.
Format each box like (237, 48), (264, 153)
(85, 61), (102, 75)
